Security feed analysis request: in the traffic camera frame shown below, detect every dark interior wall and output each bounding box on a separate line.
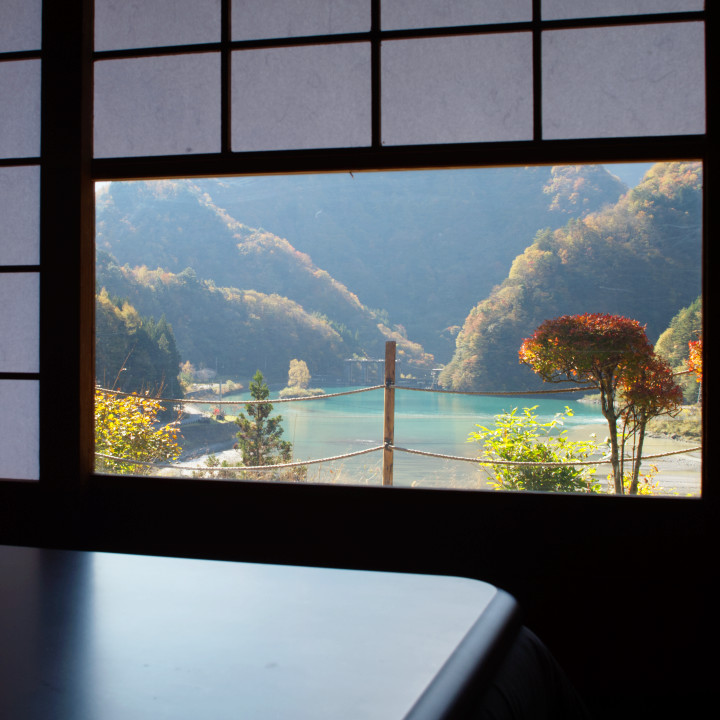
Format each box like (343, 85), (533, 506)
(1, 478), (713, 718)
(1, 3), (715, 719)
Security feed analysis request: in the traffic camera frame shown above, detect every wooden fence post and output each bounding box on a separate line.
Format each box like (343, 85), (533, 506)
(383, 341), (396, 486)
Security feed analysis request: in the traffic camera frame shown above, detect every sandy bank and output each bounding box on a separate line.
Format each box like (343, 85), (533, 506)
(569, 422), (701, 496)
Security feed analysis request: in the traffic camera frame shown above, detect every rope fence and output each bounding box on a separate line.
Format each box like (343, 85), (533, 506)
(398, 385), (591, 396)
(96, 342), (701, 484)
(97, 368), (692, 405)
(96, 441), (701, 474)
(391, 444), (702, 467)
(96, 444), (385, 473)
(99, 384), (385, 405)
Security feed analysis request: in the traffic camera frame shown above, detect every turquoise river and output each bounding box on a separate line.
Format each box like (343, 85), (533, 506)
(216, 387), (606, 489)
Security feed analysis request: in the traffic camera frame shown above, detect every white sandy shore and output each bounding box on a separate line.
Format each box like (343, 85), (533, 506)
(568, 422), (701, 496)
(165, 417), (701, 496)
(174, 447), (243, 468)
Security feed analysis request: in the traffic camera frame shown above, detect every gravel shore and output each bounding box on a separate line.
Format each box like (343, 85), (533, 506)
(569, 423), (701, 496)
(169, 414), (701, 496)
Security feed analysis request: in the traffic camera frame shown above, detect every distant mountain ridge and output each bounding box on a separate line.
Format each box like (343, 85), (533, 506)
(96, 165), (628, 378)
(97, 257), (349, 381)
(199, 166), (627, 359)
(440, 162), (702, 391)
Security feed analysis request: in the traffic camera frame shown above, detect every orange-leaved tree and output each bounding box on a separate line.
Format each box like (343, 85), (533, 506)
(519, 313), (680, 494)
(616, 354), (682, 494)
(688, 339), (703, 383)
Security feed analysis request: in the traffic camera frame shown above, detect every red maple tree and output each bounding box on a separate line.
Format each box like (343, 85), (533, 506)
(520, 313), (681, 494)
(617, 354), (683, 494)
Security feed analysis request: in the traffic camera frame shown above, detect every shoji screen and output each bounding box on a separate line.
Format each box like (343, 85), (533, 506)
(0, 0), (41, 480)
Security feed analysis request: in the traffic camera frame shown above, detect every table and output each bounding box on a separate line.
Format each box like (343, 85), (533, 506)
(0, 545), (520, 720)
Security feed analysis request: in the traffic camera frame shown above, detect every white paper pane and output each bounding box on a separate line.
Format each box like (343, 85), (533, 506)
(543, 0), (704, 20)
(382, 34), (532, 146)
(543, 23), (705, 139)
(94, 54), (221, 158)
(0, 274), (39, 372)
(382, 0), (530, 29)
(95, 0), (221, 51)
(0, 380), (39, 480)
(232, 0), (370, 40)
(0, 0), (42, 52)
(0, 60), (41, 159)
(232, 44), (371, 151)
(0, 166), (40, 266)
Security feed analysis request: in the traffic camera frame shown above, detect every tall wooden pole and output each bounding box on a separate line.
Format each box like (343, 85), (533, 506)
(383, 341), (396, 486)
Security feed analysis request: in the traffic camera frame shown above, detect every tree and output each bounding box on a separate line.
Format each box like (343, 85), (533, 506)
(288, 359), (311, 389)
(469, 406), (601, 493)
(617, 354), (683, 494)
(519, 313), (669, 494)
(95, 289), (182, 399)
(235, 370), (306, 481)
(686, 337), (703, 406)
(655, 297), (702, 403)
(279, 358), (324, 399)
(655, 297), (702, 369)
(688, 338), (703, 384)
(94, 389), (182, 475)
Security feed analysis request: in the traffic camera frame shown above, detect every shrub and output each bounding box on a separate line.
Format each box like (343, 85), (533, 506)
(469, 406), (602, 493)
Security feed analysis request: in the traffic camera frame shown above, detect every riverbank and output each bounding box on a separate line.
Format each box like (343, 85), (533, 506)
(171, 399), (700, 496)
(176, 417), (238, 460)
(568, 422), (701, 496)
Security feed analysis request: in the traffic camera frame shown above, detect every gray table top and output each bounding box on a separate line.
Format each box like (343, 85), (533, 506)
(0, 545), (519, 720)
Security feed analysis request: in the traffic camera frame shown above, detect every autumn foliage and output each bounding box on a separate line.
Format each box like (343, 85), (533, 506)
(440, 162), (701, 393)
(520, 313), (682, 494)
(616, 353), (683, 493)
(94, 388), (182, 474)
(688, 339), (703, 383)
(519, 314), (653, 385)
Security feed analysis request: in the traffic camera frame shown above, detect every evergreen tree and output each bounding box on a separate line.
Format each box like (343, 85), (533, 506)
(95, 289), (182, 398)
(235, 371), (305, 481)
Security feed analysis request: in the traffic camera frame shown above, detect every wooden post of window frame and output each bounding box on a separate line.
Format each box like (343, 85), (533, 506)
(40, 0), (95, 486)
(382, 341), (396, 487)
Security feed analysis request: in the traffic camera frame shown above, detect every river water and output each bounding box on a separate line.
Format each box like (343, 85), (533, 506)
(216, 387), (605, 489)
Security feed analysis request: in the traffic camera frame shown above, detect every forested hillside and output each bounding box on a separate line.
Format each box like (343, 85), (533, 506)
(95, 288), (182, 397)
(96, 182), (433, 377)
(95, 162), (698, 391)
(97, 165), (627, 363)
(440, 162), (702, 391)
(655, 296), (703, 402)
(200, 166), (627, 358)
(96, 181), (375, 334)
(96, 253), (432, 382)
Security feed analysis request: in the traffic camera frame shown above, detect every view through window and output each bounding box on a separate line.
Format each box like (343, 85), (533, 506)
(95, 161), (702, 495)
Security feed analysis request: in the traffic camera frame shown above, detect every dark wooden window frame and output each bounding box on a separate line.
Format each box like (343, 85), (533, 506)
(0, 10), (714, 712)
(1, 0), (714, 568)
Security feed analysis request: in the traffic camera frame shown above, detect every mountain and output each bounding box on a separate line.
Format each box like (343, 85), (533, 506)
(95, 164), (654, 388)
(97, 255), (348, 382)
(96, 182), (434, 378)
(97, 165), (628, 366)
(440, 162), (702, 391)
(96, 180), (374, 334)
(199, 166), (627, 359)
(95, 288), (182, 397)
